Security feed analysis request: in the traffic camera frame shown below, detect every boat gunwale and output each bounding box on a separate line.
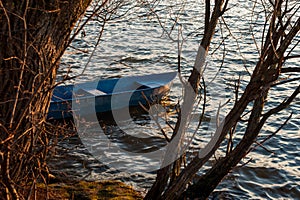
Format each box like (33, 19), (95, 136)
(51, 72), (177, 103)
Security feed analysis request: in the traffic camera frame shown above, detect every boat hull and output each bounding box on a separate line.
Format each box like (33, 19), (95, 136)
(47, 72), (176, 120)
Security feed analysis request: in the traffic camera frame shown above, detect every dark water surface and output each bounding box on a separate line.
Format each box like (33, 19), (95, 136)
(52, 1), (300, 199)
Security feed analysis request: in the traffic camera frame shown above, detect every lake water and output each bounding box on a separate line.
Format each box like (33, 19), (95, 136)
(52, 0), (300, 199)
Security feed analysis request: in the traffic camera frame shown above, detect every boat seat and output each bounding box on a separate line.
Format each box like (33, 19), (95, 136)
(76, 88), (106, 96)
(135, 81), (162, 88)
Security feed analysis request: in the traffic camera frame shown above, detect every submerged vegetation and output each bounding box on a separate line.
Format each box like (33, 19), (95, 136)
(21, 180), (142, 200)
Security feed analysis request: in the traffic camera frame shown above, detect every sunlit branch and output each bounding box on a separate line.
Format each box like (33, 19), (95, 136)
(272, 77), (300, 87)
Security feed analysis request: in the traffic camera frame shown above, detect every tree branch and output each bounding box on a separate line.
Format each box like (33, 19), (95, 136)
(281, 67), (300, 73)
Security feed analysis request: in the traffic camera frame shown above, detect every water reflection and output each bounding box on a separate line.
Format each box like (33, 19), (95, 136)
(96, 107), (168, 154)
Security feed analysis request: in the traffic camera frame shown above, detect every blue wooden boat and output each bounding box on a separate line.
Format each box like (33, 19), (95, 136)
(47, 71), (177, 120)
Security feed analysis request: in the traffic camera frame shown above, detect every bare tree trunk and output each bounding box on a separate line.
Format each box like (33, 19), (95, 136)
(145, 0), (300, 199)
(0, 0), (92, 198)
(144, 1), (229, 199)
(161, 1), (300, 199)
(186, 85), (299, 199)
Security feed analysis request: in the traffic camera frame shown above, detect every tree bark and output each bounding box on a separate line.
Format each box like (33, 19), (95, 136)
(165, 2), (300, 198)
(0, 0), (92, 198)
(186, 84), (300, 199)
(151, 1), (300, 199)
(145, 1), (229, 199)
